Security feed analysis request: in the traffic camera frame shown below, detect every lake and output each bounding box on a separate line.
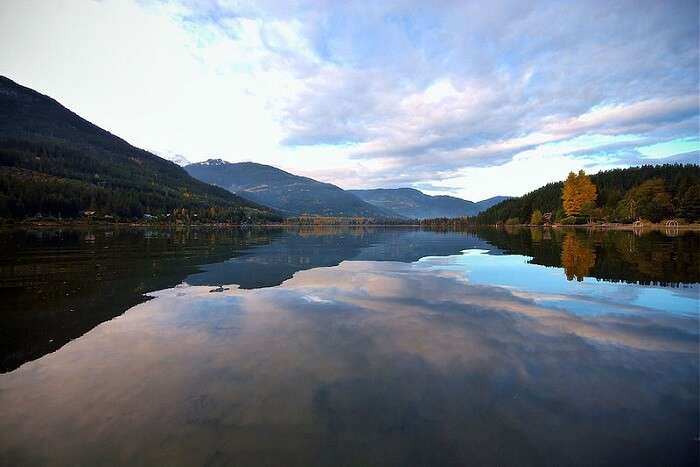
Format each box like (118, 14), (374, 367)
(0, 226), (698, 466)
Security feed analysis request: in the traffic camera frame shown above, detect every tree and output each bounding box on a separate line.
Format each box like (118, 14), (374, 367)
(617, 178), (673, 222)
(562, 170), (597, 217)
(530, 209), (543, 225)
(677, 184), (700, 220)
(562, 172), (578, 215)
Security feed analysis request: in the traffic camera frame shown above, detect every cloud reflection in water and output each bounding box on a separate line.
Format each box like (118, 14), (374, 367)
(0, 253), (697, 466)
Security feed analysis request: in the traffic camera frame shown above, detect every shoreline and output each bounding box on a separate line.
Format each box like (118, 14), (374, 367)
(2, 220), (699, 231)
(0, 220), (422, 229)
(491, 223), (700, 231)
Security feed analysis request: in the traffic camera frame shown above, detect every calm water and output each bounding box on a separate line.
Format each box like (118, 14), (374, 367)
(0, 226), (698, 466)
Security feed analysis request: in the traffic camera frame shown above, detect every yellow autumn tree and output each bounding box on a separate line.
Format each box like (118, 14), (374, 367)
(562, 170), (597, 216)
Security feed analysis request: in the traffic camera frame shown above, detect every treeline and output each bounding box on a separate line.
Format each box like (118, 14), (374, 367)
(284, 215), (411, 225)
(465, 164), (699, 225)
(0, 140), (281, 223)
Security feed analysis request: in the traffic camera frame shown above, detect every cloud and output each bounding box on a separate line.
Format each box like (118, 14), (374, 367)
(0, 0), (697, 198)
(544, 96), (699, 136)
(255, 0), (698, 189)
(411, 183), (461, 193)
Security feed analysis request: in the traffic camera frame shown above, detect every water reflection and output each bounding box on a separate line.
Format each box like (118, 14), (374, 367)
(185, 228), (494, 288)
(0, 227), (280, 371)
(1, 256), (697, 466)
(561, 234), (596, 281)
(1, 226), (698, 373)
(473, 226), (699, 286)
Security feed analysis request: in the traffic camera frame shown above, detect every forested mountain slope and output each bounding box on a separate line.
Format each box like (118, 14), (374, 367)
(470, 164), (700, 224)
(186, 160), (397, 218)
(0, 76), (279, 222)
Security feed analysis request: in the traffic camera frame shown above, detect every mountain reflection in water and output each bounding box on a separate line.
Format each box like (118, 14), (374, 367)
(0, 226), (698, 466)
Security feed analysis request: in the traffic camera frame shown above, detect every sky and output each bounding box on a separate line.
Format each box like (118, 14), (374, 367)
(0, 0), (698, 201)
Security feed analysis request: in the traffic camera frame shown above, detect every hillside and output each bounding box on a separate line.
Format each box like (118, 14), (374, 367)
(471, 196), (511, 213)
(469, 164), (700, 224)
(349, 188), (508, 219)
(185, 160), (397, 218)
(0, 76), (279, 222)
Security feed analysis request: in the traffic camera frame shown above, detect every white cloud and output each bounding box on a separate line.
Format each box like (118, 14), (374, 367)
(0, 0), (697, 200)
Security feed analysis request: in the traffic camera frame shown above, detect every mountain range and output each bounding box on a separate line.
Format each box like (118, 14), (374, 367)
(349, 188), (509, 219)
(185, 160), (507, 219)
(0, 75), (506, 221)
(0, 76), (277, 222)
(185, 160), (395, 218)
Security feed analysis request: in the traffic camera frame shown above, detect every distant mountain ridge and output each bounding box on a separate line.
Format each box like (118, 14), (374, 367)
(349, 188), (509, 219)
(0, 76), (278, 221)
(186, 160), (397, 218)
(0, 76), (510, 222)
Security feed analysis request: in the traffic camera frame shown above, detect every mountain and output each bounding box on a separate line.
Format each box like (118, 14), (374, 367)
(185, 160), (397, 218)
(471, 196), (511, 213)
(471, 164), (700, 224)
(349, 188), (509, 219)
(0, 76), (278, 222)
(152, 151), (190, 167)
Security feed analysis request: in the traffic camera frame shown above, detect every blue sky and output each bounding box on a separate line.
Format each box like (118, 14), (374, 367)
(0, 0), (698, 200)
